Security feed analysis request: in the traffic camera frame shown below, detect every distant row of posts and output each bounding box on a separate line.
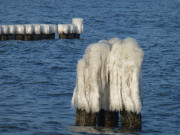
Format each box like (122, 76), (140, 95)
(0, 18), (83, 41)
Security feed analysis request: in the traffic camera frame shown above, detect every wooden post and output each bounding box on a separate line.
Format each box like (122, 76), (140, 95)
(8, 34), (14, 40)
(120, 110), (142, 130)
(97, 109), (119, 127)
(25, 25), (33, 41)
(1, 25), (9, 41)
(75, 108), (97, 126)
(48, 33), (55, 39)
(15, 25), (25, 40)
(59, 33), (69, 39)
(8, 25), (15, 40)
(25, 34), (32, 41)
(1, 34), (9, 41)
(32, 24), (41, 40)
(15, 34), (24, 40)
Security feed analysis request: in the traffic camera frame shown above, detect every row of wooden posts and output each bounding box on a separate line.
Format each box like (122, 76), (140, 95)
(0, 18), (83, 41)
(75, 109), (141, 130)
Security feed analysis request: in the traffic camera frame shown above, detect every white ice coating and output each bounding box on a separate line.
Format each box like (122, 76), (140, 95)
(40, 24), (50, 34)
(72, 37), (144, 113)
(8, 25), (15, 34)
(72, 18), (83, 34)
(15, 25), (25, 34)
(33, 24), (41, 34)
(58, 24), (75, 34)
(1, 25), (9, 34)
(25, 24), (33, 34)
(72, 41), (111, 112)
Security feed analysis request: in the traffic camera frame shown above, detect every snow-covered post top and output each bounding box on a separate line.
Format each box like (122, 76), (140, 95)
(72, 18), (83, 34)
(8, 25), (15, 34)
(25, 24), (33, 34)
(15, 25), (25, 34)
(58, 24), (74, 34)
(1, 25), (9, 34)
(40, 24), (50, 34)
(33, 24), (41, 34)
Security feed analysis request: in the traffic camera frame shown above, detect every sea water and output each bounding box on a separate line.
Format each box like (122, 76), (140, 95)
(0, 0), (180, 134)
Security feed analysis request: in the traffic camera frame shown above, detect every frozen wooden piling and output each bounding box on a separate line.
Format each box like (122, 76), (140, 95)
(49, 24), (56, 39)
(75, 109), (97, 126)
(58, 18), (83, 39)
(1, 25), (9, 41)
(8, 25), (15, 40)
(72, 38), (144, 130)
(120, 110), (142, 130)
(24, 24), (33, 41)
(32, 24), (41, 40)
(15, 25), (25, 40)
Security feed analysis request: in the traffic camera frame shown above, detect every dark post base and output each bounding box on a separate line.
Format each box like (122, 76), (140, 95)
(8, 34), (14, 40)
(75, 108), (97, 126)
(49, 33), (55, 39)
(120, 110), (142, 130)
(98, 109), (119, 127)
(32, 34), (40, 41)
(41, 34), (49, 40)
(59, 33), (80, 39)
(1, 34), (9, 41)
(15, 34), (24, 40)
(25, 34), (32, 41)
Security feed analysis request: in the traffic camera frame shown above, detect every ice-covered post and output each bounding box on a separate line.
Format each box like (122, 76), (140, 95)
(15, 25), (25, 40)
(32, 24), (41, 40)
(107, 38), (144, 130)
(25, 24), (33, 41)
(1, 25), (9, 41)
(8, 25), (15, 40)
(58, 24), (70, 39)
(72, 18), (83, 39)
(40, 24), (50, 40)
(72, 38), (144, 129)
(49, 24), (56, 39)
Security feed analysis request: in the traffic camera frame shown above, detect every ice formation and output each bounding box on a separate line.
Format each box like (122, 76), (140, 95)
(15, 25), (25, 34)
(72, 41), (111, 112)
(33, 24), (41, 34)
(72, 37), (144, 113)
(25, 24), (33, 34)
(40, 24), (50, 34)
(1, 25), (9, 34)
(8, 25), (15, 34)
(58, 24), (76, 34)
(72, 18), (83, 34)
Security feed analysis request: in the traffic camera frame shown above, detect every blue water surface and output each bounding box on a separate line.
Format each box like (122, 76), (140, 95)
(0, 0), (180, 134)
